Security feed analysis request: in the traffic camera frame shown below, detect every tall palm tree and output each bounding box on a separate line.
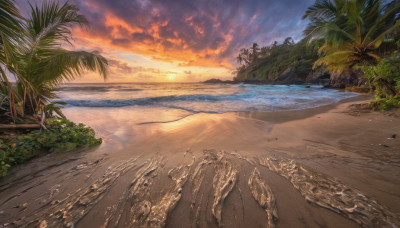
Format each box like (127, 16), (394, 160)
(237, 48), (251, 66)
(2, 0), (108, 121)
(236, 53), (243, 65)
(303, 0), (400, 73)
(251, 43), (260, 63)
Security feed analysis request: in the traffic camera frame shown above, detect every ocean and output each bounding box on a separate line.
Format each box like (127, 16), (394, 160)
(57, 83), (356, 117)
(56, 82), (357, 151)
(54, 82), (355, 148)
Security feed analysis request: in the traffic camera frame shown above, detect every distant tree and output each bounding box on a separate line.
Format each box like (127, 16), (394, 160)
(283, 37), (294, 46)
(236, 53), (243, 65)
(237, 48), (251, 66)
(250, 43), (260, 62)
(260, 46), (271, 57)
(237, 43), (262, 67)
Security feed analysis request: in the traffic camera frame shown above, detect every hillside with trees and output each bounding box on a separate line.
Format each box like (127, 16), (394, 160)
(235, 0), (400, 109)
(234, 38), (324, 83)
(235, 0), (400, 90)
(0, 0), (107, 175)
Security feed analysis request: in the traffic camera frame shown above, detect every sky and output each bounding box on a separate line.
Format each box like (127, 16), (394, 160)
(18, 0), (315, 82)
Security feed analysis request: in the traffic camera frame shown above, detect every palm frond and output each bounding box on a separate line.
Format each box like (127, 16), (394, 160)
(0, 0), (23, 45)
(28, 1), (88, 46)
(1, 0), (108, 119)
(39, 50), (108, 85)
(0, 0), (25, 120)
(303, 0), (399, 73)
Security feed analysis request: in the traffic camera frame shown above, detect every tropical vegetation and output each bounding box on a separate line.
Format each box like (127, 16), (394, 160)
(303, 0), (400, 72)
(303, 0), (400, 110)
(235, 0), (400, 110)
(0, 117), (102, 176)
(0, 0), (107, 176)
(234, 38), (324, 81)
(0, 0), (107, 123)
(361, 55), (400, 110)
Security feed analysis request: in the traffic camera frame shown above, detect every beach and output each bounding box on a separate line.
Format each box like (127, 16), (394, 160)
(1, 0), (400, 227)
(0, 94), (399, 227)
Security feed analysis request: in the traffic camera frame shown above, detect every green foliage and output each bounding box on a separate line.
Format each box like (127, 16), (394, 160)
(370, 96), (400, 111)
(44, 101), (67, 118)
(235, 38), (323, 81)
(0, 118), (102, 176)
(303, 0), (400, 73)
(0, 0), (25, 119)
(0, 141), (12, 176)
(0, 0), (108, 120)
(235, 0), (399, 83)
(361, 56), (400, 110)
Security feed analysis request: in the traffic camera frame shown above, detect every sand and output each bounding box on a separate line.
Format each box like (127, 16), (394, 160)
(0, 95), (399, 228)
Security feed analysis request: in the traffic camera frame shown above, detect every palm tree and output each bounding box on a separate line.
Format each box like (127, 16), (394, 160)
(250, 43), (260, 63)
(237, 43), (261, 67)
(260, 46), (271, 57)
(237, 48), (251, 66)
(1, 0), (108, 122)
(303, 0), (400, 73)
(236, 53), (243, 65)
(0, 0), (25, 120)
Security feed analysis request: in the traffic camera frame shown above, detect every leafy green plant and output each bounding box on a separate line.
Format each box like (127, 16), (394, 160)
(0, 0), (108, 121)
(370, 96), (400, 111)
(0, 117), (102, 176)
(361, 55), (400, 110)
(0, 139), (12, 176)
(44, 101), (67, 118)
(303, 0), (400, 73)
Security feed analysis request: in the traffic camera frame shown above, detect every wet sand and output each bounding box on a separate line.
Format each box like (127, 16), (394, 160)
(0, 96), (399, 228)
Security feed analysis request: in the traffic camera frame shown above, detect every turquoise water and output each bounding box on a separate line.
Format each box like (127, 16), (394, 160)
(57, 83), (357, 146)
(57, 83), (356, 114)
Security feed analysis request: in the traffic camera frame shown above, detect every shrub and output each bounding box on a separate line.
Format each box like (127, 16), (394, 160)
(0, 118), (102, 176)
(370, 96), (400, 112)
(361, 56), (400, 111)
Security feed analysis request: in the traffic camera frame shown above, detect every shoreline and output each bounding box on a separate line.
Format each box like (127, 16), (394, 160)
(0, 94), (369, 178)
(237, 94), (372, 124)
(0, 97), (399, 227)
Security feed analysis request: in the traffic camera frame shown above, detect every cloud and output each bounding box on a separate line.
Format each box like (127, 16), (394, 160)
(17, 0), (315, 82)
(67, 0), (315, 68)
(131, 32), (155, 42)
(108, 59), (133, 74)
(137, 73), (154, 79)
(107, 58), (162, 79)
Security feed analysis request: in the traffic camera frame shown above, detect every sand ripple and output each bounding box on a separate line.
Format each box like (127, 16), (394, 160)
(1, 151), (399, 228)
(259, 157), (400, 228)
(248, 168), (278, 228)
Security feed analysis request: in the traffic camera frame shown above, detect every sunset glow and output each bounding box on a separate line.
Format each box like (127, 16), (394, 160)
(18, 0), (314, 82)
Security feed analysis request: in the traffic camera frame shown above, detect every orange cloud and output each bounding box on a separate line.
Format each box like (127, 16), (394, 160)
(64, 0), (313, 82)
(72, 8), (235, 70)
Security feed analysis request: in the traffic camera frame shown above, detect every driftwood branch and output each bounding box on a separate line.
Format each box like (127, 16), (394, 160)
(40, 111), (47, 131)
(0, 124), (40, 129)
